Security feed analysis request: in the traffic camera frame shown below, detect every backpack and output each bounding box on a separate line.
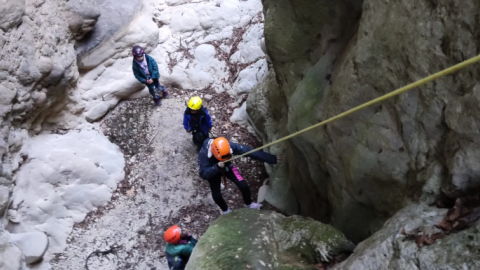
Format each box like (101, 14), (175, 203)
(192, 129), (208, 145)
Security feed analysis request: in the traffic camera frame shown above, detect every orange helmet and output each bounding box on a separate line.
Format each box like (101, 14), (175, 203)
(211, 137), (232, 161)
(164, 225), (181, 244)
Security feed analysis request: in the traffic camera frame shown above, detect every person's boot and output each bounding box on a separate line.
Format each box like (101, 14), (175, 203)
(153, 96), (162, 106)
(162, 90), (169, 99)
(222, 209), (232, 215)
(247, 202), (262, 209)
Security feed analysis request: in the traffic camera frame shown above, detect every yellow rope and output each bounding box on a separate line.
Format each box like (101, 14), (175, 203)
(226, 54), (480, 162)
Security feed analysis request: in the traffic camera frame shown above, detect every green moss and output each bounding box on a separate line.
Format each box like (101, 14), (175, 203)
(186, 210), (353, 270)
(187, 209), (277, 270)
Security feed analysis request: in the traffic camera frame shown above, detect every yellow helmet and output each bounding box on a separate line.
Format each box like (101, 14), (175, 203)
(188, 96), (202, 110)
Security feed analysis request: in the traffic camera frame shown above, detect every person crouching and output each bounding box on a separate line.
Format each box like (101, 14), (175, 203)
(164, 225), (197, 270)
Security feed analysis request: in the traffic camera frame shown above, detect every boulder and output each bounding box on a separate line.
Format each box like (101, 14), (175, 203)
(9, 232), (49, 264)
(75, 0), (150, 69)
(332, 204), (480, 270)
(85, 102), (111, 122)
(63, 0), (101, 40)
(186, 209), (354, 270)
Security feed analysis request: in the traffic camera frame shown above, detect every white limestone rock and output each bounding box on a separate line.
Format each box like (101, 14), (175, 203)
(80, 58), (146, 121)
(77, 3), (158, 69)
(9, 232), (49, 264)
(10, 129), (125, 254)
(0, 0), (25, 31)
(0, 185), (9, 216)
(63, 0), (101, 40)
(233, 59), (267, 94)
(0, 241), (24, 270)
(230, 102), (255, 134)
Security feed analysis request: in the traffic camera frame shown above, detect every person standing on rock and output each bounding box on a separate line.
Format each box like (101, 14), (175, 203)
(164, 225), (197, 270)
(183, 96), (213, 152)
(198, 137), (281, 214)
(131, 45), (169, 106)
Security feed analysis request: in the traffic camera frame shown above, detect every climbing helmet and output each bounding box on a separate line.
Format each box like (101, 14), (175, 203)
(188, 96), (202, 110)
(164, 225), (181, 244)
(132, 45), (144, 58)
(211, 137), (232, 161)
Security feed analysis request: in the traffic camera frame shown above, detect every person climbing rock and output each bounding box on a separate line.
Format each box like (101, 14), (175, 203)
(183, 96), (213, 152)
(131, 45), (169, 106)
(198, 137), (281, 214)
(164, 225), (197, 270)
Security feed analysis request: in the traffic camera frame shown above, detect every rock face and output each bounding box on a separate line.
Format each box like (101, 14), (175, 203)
(9, 232), (49, 264)
(0, 0), (87, 266)
(331, 204), (480, 270)
(0, 0), (25, 31)
(248, 0), (480, 242)
(63, 0), (101, 40)
(186, 209), (354, 270)
(0, 241), (24, 270)
(0, 0), (81, 200)
(75, 0), (147, 69)
(9, 129), (124, 255)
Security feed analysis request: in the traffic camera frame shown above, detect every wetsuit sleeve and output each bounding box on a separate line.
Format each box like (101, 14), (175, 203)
(230, 142), (277, 164)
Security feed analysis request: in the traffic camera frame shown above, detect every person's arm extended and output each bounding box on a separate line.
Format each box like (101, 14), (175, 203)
(230, 142), (277, 164)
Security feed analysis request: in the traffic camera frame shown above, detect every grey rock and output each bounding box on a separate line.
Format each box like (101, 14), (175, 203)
(0, 0), (25, 31)
(332, 204), (480, 270)
(85, 102), (110, 122)
(75, 0), (143, 58)
(0, 82), (16, 117)
(248, 0), (480, 243)
(10, 232), (49, 264)
(64, 0), (101, 40)
(0, 185), (9, 216)
(0, 241), (24, 270)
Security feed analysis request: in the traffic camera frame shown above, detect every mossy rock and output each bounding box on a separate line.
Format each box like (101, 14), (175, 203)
(186, 209), (354, 270)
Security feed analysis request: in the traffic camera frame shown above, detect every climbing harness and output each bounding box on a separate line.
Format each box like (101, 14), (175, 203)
(225, 54), (480, 162)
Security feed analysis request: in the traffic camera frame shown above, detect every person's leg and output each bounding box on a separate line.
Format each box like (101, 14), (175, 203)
(226, 166), (252, 206)
(146, 83), (156, 97)
(207, 176), (229, 211)
(146, 83), (161, 105)
(192, 130), (206, 152)
(154, 79), (169, 98)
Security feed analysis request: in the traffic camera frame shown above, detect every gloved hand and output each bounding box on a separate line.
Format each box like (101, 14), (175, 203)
(277, 155), (283, 163)
(218, 162), (225, 168)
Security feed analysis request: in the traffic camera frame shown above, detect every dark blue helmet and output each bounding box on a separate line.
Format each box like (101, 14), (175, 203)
(132, 45), (144, 57)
